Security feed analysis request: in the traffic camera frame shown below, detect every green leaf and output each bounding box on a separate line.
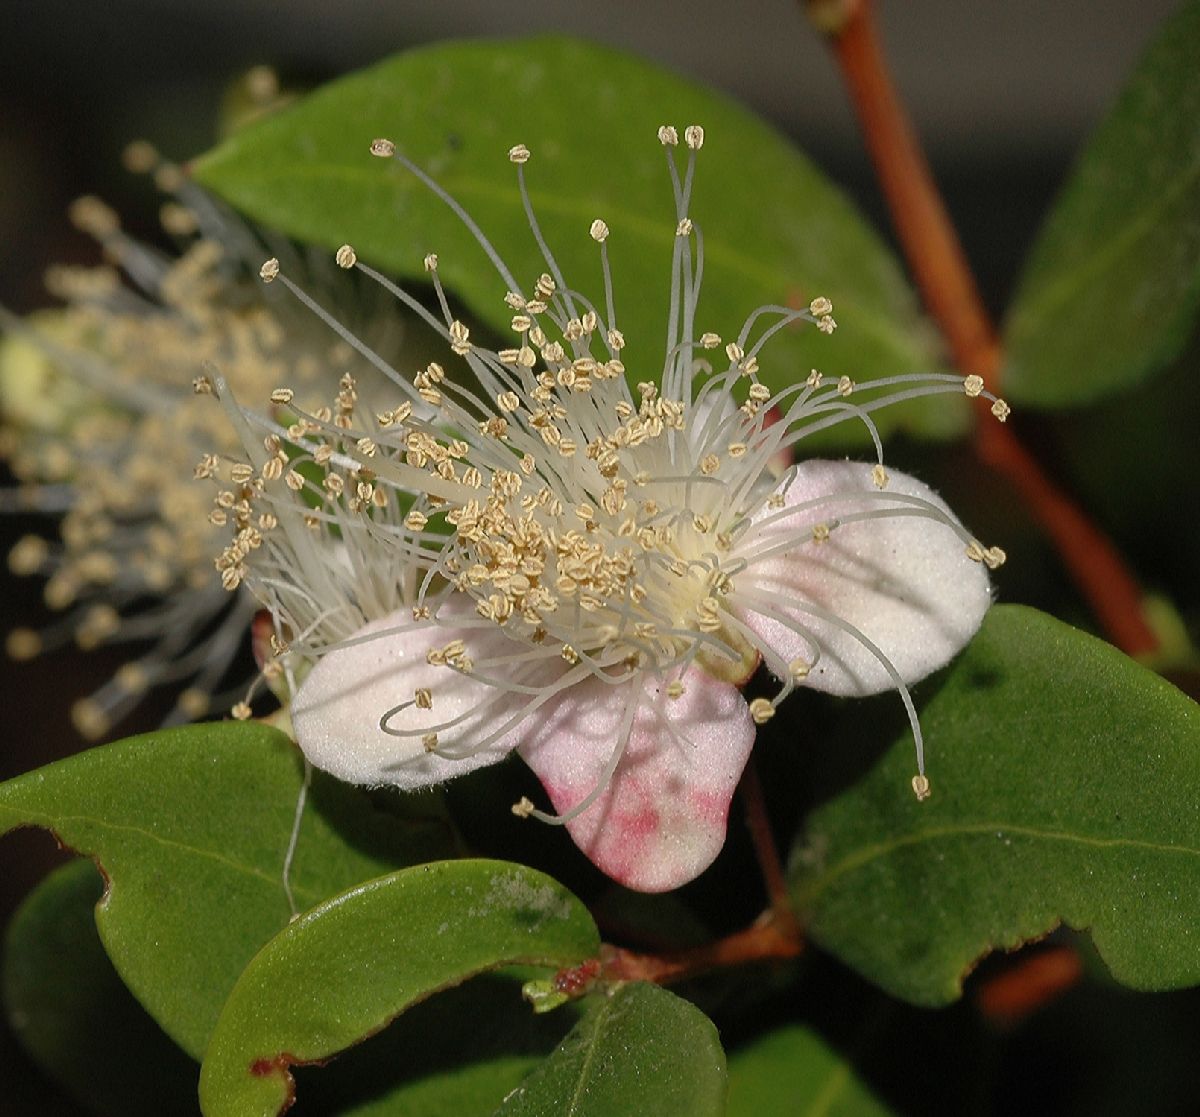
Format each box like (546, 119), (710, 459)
(3, 860), (580, 1117)
(197, 859), (599, 1117)
(193, 36), (962, 446)
(1003, 1), (1200, 407)
(790, 605), (1200, 1005)
(295, 971), (584, 1117)
(726, 1025), (892, 1117)
(0, 722), (454, 1058)
(494, 982), (726, 1117)
(3, 859), (200, 1116)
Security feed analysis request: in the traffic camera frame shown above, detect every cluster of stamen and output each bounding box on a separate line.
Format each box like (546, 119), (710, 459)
(207, 124), (1010, 805)
(1, 141), (408, 737)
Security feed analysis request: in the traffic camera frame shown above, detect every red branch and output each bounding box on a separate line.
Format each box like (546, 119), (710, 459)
(599, 911), (803, 987)
(811, 0), (1158, 657)
(739, 752), (801, 937)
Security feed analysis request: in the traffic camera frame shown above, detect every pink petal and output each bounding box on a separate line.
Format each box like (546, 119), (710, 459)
(735, 461), (991, 696)
(518, 666), (755, 892)
(292, 598), (563, 790)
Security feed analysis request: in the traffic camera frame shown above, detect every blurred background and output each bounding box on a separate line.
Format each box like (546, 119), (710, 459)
(0, 1), (1188, 1113)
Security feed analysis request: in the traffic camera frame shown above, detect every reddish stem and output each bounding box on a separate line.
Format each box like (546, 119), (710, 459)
(975, 944), (1084, 1025)
(739, 752), (801, 935)
(600, 912), (803, 986)
(811, 0), (1158, 656)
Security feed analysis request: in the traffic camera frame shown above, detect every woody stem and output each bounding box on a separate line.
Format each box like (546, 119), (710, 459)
(807, 0), (1158, 656)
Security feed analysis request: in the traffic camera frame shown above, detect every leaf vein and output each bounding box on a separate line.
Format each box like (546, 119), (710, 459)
(795, 820), (1200, 907)
(0, 807), (311, 904)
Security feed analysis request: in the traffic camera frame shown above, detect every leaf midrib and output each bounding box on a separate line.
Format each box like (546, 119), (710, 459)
(563, 994), (614, 1117)
(0, 805), (318, 906)
(794, 818), (1200, 907)
(1010, 154), (1200, 338)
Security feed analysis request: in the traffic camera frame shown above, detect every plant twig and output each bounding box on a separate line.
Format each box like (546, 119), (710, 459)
(975, 943), (1084, 1024)
(739, 752), (800, 934)
(807, 0), (1158, 657)
(598, 912), (803, 987)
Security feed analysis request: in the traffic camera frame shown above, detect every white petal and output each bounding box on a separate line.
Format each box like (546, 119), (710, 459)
(735, 461), (990, 695)
(519, 666), (755, 892)
(292, 599), (563, 789)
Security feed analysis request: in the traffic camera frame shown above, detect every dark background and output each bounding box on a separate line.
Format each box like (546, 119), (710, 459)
(0, 1), (1184, 1113)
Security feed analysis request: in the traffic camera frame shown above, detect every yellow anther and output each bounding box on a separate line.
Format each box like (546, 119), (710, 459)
(749, 697), (775, 724)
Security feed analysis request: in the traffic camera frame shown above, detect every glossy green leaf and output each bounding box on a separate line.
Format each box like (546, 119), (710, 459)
(494, 982), (726, 1117)
(727, 1025), (892, 1117)
(3, 860), (576, 1117)
(194, 36), (962, 446)
(790, 605), (1200, 1005)
(1003, 1), (1200, 406)
(295, 971), (583, 1117)
(3, 859), (200, 1116)
(198, 860), (599, 1117)
(0, 722), (454, 1058)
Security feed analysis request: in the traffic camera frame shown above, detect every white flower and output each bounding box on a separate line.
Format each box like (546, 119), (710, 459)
(1, 144), (409, 737)
(211, 127), (1007, 891)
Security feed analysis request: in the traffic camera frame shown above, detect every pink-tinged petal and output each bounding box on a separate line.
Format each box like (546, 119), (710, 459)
(292, 598), (564, 790)
(518, 666), (755, 892)
(735, 461), (990, 695)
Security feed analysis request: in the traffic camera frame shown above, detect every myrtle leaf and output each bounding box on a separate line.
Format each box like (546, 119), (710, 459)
(494, 982), (726, 1117)
(727, 1025), (892, 1116)
(194, 35), (962, 446)
(3, 859), (199, 1115)
(791, 605), (1200, 1004)
(0, 722), (454, 1057)
(197, 860), (599, 1117)
(1003, 0), (1200, 407)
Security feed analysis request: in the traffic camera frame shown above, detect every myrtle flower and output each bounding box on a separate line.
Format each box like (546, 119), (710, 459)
(211, 124), (1008, 892)
(0, 145), (409, 737)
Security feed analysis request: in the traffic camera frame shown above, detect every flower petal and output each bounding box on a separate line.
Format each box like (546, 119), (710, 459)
(518, 666), (755, 892)
(736, 461), (990, 695)
(292, 599), (563, 789)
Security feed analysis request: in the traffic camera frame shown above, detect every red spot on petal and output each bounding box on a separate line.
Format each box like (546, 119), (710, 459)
(690, 789), (729, 826)
(615, 806), (660, 841)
